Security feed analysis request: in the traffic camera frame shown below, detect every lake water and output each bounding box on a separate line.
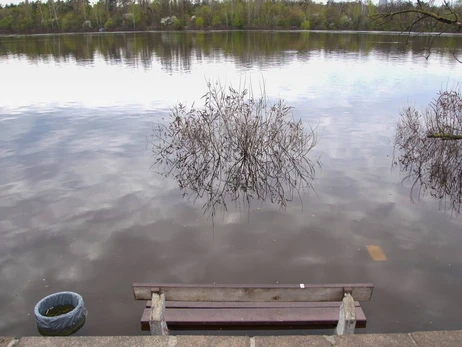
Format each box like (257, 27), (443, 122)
(1, 31), (462, 336)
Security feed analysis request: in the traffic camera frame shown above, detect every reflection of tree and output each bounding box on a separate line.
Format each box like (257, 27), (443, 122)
(157, 32), (193, 73)
(394, 90), (462, 214)
(2, 32), (462, 70)
(152, 83), (319, 217)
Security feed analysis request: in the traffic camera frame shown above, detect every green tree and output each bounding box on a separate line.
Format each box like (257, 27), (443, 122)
(195, 16), (204, 28)
(197, 5), (212, 26)
(232, 3), (245, 28)
(104, 18), (114, 30)
(0, 0), (458, 34)
(339, 15), (352, 29)
(61, 12), (76, 31)
(212, 15), (222, 27)
(301, 20), (310, 30)
(173, 18), (184, 29)
(0, 15), (14, 32)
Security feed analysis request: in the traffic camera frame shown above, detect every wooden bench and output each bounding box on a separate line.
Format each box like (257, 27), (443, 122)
(132, 283), (374, 336)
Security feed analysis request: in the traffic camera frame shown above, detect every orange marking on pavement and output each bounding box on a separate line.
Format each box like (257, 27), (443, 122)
(366, 245), (387, 261)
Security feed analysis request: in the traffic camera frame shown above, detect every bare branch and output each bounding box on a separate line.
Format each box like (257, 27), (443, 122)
(448, 46), (462, 63)
(372, 1), (462, 60)
(393, 88), (462, 214)
(375, 8), (461, 28)
(151, 82), (320, 218)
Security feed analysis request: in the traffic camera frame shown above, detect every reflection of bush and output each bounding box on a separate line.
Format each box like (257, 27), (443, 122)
(152, 83), (319, 217)
(394, 89), (462, 214)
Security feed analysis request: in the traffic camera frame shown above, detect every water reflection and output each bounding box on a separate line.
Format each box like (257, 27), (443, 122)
(1, 32), (462, 111)
(1, 32), (462, 337)
(394, 89), (462, 214)
(2, 32), (462, 73)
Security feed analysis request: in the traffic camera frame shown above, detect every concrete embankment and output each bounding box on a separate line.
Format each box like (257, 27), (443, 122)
(2, 330), (462, 347)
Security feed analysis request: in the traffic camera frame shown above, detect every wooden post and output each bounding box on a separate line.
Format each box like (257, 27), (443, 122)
(336, 293), (356, 335)
(149, 293), (168, 336)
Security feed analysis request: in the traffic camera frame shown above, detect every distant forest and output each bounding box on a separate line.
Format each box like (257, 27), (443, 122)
(1, 0), (461, 34)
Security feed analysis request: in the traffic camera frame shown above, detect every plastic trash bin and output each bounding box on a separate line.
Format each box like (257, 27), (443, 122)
(34, 291), (87, 336)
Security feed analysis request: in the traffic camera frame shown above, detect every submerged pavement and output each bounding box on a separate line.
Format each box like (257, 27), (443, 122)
(2, 330), (462, 347)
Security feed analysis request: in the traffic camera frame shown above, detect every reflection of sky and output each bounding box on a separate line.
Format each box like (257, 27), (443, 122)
(1, 43), (459, 110)
(1, 32), (462, 336)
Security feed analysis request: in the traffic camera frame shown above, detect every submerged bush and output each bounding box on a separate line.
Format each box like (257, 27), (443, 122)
(152, 82), (319, 217)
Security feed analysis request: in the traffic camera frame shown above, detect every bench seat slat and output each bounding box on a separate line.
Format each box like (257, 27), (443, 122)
(133, 283), (374, 302)
(146, 300), (362, 309)
(140, 306), (367, 330)
(134, 283), (373, 289)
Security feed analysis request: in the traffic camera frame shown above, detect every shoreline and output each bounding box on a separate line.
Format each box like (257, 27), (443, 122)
(2, 29), (462, 38)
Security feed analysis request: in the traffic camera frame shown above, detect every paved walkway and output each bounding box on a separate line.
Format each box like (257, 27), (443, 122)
(2, 330), (462, 347)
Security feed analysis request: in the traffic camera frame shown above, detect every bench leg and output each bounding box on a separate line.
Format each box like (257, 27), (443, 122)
(336, 293), (356, 335)
(150, 293), (168, 336)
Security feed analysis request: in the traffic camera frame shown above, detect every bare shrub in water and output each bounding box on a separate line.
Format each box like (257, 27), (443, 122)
(152, 82), (319, 217)
(394, 89), (462, 213)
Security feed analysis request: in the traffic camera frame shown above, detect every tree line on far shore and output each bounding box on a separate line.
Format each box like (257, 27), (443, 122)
(1, 0), (461, 34)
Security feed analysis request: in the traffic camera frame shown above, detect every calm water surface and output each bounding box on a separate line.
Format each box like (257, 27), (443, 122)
(1, 31), (462, 335)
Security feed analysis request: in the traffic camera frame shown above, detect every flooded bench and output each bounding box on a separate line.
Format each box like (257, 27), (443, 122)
(132, 283), (374, 336)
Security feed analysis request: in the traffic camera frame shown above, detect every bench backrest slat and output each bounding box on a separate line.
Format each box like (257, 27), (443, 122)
(133, 283), (373, 302)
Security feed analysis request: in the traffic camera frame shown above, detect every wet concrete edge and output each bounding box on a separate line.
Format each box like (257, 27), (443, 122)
(2, 330), (462, 347)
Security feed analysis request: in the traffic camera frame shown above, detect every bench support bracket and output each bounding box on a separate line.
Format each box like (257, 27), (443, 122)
(150, 293), (168, 336)
(336, 292), (356, 335)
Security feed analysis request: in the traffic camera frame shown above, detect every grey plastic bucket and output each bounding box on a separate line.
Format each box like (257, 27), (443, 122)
(34, 291), (87, 336)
